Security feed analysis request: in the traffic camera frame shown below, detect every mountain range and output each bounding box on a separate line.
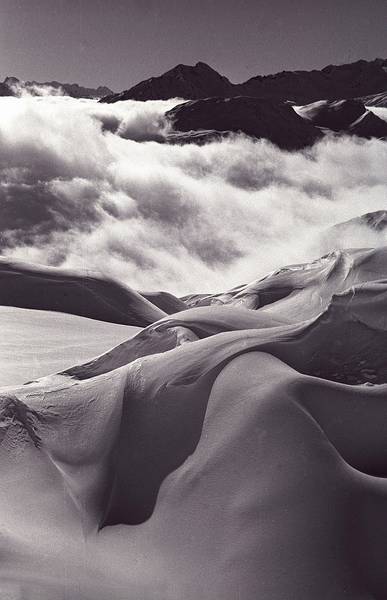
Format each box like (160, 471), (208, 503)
(98, 58), (387, 149)
(2, 58), (387, 105)
(100, 58), (387, 105)
(2, 59), (387, 150)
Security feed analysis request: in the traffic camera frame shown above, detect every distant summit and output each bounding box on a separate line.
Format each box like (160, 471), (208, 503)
(101, 58), (387, 104)
(0, 77), (113, 99)
(101, 62), (234, 102)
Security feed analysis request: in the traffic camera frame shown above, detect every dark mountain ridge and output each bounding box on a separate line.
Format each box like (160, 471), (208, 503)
(241, 58), (387, 103)
(101, 58), (387, 104)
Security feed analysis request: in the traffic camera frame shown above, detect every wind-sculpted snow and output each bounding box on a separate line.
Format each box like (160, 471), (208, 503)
(0, 258), (180, 326)
(2, 248), (387, 598)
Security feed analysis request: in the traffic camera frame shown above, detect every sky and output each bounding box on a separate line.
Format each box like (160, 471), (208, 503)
(0, 0), (387, 91)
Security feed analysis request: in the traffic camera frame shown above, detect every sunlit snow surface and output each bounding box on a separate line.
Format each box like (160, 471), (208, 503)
(0, 306), (139, 386)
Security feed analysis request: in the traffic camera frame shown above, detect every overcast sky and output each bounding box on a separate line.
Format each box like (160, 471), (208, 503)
(1, 0), (386, 91)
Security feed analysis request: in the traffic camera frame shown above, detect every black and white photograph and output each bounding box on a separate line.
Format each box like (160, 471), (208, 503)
(1, 0), (387, 598)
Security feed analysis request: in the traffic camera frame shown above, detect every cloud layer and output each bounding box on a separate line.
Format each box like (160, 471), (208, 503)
(6, 80), (66, 97)
(0, 95), (387, 295)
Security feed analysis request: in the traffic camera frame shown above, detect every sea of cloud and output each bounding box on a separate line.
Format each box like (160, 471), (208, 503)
(7, 79), (66, 97)
(0, 95), (386, 295)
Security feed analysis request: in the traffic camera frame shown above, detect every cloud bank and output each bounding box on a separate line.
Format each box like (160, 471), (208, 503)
(6, 79), (66, 97)
(0, 95), (386, 295)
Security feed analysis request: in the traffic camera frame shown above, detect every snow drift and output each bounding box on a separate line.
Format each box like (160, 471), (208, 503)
(2, 248), (387, 598)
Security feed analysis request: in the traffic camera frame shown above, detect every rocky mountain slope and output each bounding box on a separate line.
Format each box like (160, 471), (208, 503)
(358, 90), (387, 107)
(165, 96), (387, 148)
(166, 96), (322, 150)
(294, 98), (387, 138)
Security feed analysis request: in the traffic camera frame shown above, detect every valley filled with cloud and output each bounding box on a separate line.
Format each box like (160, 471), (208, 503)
(1, 95), (387, 294)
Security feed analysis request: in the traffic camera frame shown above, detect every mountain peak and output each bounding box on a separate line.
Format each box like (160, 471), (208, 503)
(195, 61), (216, 70)
(4, 76), (20, 85)
(101, 61), (234, 102)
